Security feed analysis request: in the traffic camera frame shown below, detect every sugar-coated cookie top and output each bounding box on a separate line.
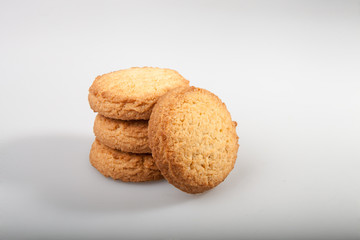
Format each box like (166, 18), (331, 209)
(89, 67), (189, 100)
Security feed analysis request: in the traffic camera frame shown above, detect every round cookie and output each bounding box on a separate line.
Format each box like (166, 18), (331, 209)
(88, 67), (189, 120)
(93, 114), (150, 154)
(148, 86), (239, 194)
(89, 139), (163, 182)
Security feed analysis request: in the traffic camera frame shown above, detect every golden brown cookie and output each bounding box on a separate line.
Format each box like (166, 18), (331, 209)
(88, 67), (189, 120)
(89, 139), (163, 182)
(148, 86), (239, 193)
(93, 114), (150, 154)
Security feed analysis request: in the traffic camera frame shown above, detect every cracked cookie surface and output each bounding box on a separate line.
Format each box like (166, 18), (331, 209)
(148, 86), (239, 193)
(88, 67), (189, 120)
(94, 114), (150, 154)
(90, 139), (163, 182)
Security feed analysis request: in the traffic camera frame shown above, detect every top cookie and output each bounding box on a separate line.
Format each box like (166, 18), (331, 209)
(148, 86), (239, 194)
(88, 67), (189, 120)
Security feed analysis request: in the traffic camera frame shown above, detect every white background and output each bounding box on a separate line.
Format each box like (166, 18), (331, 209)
(1, 0), (360, 239)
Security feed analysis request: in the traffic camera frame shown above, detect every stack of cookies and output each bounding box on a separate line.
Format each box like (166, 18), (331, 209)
(88, 67), (189, 182)
(88, 67), (239, 194)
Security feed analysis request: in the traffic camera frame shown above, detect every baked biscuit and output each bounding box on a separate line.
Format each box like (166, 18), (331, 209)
(148, 86), (239, 193)
(93, 114), (150, 154)
(89, 139), (162, 182)
(88, 67), (189, 120)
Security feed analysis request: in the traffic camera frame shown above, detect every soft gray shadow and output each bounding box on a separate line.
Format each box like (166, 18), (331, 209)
(0, 134), (196, 213)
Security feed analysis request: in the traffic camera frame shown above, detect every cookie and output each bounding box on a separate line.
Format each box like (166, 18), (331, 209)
(89, 139), (163, 182)
(93, 114), (150, 154)
(88, 67), (189, 120)
(148, 86), (239, 193)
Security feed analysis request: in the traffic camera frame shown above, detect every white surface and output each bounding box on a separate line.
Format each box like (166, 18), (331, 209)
(1, 1), (360, 239)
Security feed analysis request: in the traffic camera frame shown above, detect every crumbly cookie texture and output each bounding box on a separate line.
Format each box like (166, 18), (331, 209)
(148, 86), (239, 194)
(89, 139), (163, 182)
(88, 67), (189, 120)
(94, 114), (151, 154)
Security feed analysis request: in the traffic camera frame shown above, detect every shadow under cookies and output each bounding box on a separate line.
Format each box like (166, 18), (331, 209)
(0, 134), (195, 213)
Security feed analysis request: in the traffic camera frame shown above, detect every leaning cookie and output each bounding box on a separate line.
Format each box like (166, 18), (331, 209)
(148, 86), (239, 194)
(93, 114), (151, 154)
(88, 67), (189, 120)
(89, 139), (162, 182)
